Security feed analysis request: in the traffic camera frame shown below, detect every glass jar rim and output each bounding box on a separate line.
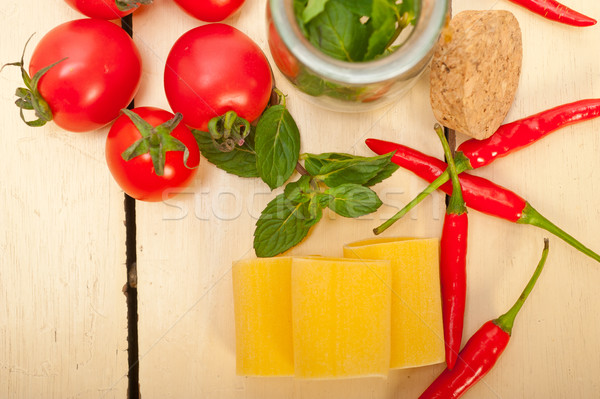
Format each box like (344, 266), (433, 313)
(269, 0), (449, 85)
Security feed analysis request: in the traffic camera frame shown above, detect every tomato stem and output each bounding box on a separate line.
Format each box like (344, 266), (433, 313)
(2, 34), (67, 128)
(207, 111), (251, 151)
(272, 87), (287, 108)
(120, 109), (195, 176)
(115, 0), (153, 12)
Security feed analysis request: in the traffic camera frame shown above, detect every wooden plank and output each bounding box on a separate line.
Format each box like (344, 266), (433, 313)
(134, 1), (443, 398)
(0, 5), (129, 399)
(135, 0), (600, 398)
(451, 1), (600, 398)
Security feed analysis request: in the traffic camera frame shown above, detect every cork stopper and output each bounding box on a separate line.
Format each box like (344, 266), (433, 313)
(430, 10), (523, 140)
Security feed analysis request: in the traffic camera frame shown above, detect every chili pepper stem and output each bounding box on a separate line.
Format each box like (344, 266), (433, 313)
(519, 204), (600, 263)
(494, 238), (550, 334)
(435, 125), (466, 214)
(373, 151), (470, 235)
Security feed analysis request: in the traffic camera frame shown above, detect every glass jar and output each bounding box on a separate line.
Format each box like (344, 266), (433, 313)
(266, 0), (449, 112)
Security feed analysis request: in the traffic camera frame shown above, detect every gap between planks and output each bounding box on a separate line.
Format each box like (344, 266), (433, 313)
(121, 14), (141, 399)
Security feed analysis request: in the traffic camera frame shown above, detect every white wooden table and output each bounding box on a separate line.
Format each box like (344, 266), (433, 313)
(2, 0), (599, 398)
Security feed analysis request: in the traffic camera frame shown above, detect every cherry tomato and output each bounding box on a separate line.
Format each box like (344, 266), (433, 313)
(29, 19), (142, 132)
(164, 23), (273, 131)
(63, 0), (132, 19)
(267, 18), (300, 79)
(173, 0), (245, 22)
(106, 107), (200, 202)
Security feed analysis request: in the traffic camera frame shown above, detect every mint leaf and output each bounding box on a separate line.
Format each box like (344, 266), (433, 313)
(315, 191), (332, 207)
(254, 193), (320, 257)
(295, 70), (327, 96)
(294, 0), (310, 35)
(255, 105), (301, 190)
(304, 152), (356, 175)
(364, 160), (399, 186)
(364, 0), (398, 60)
(327, 184), (382, 218)
(333, 0), (372, 16)
(305, 152), (395, 187)
(302, 0), (330, 23)
(284, 175), (313, 203)
(399, 0), (418, 25)
(192, 129), (258, 178)
(305, 0), (369, 62)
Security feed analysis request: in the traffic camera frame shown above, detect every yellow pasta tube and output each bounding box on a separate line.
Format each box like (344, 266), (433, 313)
(344, 237), (445, 369)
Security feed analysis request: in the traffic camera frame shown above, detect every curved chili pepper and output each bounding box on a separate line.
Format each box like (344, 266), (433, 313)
(367, 139), (600, 263)
(508, 0), (596, 27)
(436, 124), (468, 370)
(374, 99), (600, 229)
(420, 238), (549, 399)
(458, 99), (600, 169)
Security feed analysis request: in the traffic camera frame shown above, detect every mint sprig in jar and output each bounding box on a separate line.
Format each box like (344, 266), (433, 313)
(267, 0), (449, 111)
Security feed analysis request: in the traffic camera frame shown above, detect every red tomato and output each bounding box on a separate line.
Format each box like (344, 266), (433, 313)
(164, 23), (273, 131)
(106, 107), (200, 202)
(29, 19), (142, 132)
(63, 0), (133, 19)
(173, 0), (245, 22)
(267, 18), (300, 79)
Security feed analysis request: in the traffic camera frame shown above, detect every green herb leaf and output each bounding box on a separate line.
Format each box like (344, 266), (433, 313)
(295, 70), (328, 96)
(302, 0), (330, 23)
(284, 175), (313, 203)
(364, 0), (398, 60)
(305, 0), (369, 62)
(327, 184), (382, 217)
(364, 160), (399, 186)
(192, 129), (259, 178)
(399, 0), (419, 25)
(306, 194), (327, 222)
(332, 0), (372, 17)
(294, 0), (310, 35)
(303, 152), (356, 175)
(255, 105), (301, 190)
(305, 152), (395, 187)
(254, 193), (319, 257)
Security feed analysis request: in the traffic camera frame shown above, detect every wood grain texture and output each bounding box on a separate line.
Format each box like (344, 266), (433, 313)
(132, 0), (600, 398)
(0, 4), (128, 399)
(453, 0), (600, 398)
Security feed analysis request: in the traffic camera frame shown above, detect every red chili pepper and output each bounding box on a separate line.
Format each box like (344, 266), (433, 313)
(367, 139), (600, 263)
(374, 99), (600, 232)
(508, 0), (596, 27)
(458, 99), (600, 169)
(435, 125), (468, 370)
(420, 238), (549, 399)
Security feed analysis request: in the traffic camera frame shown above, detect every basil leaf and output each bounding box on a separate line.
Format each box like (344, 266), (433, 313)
(333, 0), (372, 17)
(192, 129), (258, 178)
(302, 0), (329, 23)
(364, 161), (399, 186)
(305, 152), (395, 187)
(305, 0), (369, 62)
(254, 193), (319, 257)
(255, 105), (301, 190)
(364, 0), (397, 60)
(327, 184), (382, 218)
